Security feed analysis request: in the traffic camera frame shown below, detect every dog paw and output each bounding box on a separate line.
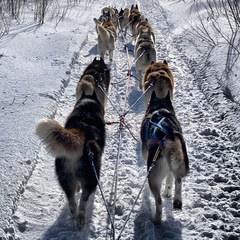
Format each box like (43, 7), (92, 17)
(75, 216), (85, 231)
(173, 200), (182, 210)
(152, 217), (162, 226)
(69, 204), (77, 218)
(163, 191), (172, 198)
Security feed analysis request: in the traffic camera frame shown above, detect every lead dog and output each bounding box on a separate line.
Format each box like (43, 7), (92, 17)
(140, 91), (189, 225)
(128, 4), (143, 41)
(94, 17), (117, 62)
(35, 57), (110, 231)
(142, 60), (175, 108)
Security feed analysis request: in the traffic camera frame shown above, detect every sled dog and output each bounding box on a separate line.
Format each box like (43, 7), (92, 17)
(128, 4), (143, 41)
(135, 26), (156, 88)
(136, 18), (155, 44)
(78, 57), (111, 106)
(140, 91), (189, 225)
(94, 17), (117, 62)
(101, 6), (119, 30)
(35, 57), (110, 231)
(118, 8), (130, 38)
(142, 60), (175, 108)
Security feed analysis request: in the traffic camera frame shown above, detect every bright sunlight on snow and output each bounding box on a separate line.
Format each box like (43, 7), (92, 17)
(0, 0), (239, 239)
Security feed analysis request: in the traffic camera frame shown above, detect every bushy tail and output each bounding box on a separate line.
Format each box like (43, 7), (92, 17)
(97, 24), (110, 42)
(35, 118), (85, 160)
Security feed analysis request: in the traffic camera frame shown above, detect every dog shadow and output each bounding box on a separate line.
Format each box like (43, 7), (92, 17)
(41, 193), (95, 240)
(119, 41), (135, 57)
(133, 186), (183, 240)
(83, 44), (98, 57)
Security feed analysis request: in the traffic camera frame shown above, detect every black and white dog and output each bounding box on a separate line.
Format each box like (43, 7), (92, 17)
(35, 57), (110, 230)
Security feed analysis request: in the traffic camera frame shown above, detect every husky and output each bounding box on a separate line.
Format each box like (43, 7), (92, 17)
(140, 91), (189, 225)
(135, 26), (156, 88)
(94, 18), (117, 62)
(118, 8), (130, 38)
(35, 57), (110, 231)
(78, 57), (111, 105)
(136, 18), (155, 44)
(101, 6), (119, 30)
(142, 60), (175, 108)
(128, 4), (143, 41)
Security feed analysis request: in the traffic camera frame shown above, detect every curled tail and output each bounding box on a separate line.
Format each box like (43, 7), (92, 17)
(35, 118), (85, 160)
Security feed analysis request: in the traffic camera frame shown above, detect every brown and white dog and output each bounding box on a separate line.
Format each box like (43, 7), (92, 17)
(101, 6), (119, 30)
(35, 57), (110, 231)
(136, 18), (155, 44)
(94, 18), (117, 62)
(135, 19), (156, 88)
(128, 4), (143, 41)
(142, 60), (175, 108)
(118, 7), (130, 38)
(140, 91), (189, 225)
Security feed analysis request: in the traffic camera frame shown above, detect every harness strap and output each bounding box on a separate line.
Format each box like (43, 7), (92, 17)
(144, 109), (176, 150)
(86, 142), (115, 238)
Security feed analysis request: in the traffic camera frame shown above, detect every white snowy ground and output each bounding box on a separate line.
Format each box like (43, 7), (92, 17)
(0, 0), (239, 239)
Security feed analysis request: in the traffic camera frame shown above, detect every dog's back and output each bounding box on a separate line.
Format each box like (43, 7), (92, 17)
(142, 61), (175, 107)
(128, 4), (142, 39)
(94, 18), (117, 61)
(135, 39), (157, 88)
(118, 8), (130, 37)
(136, 18), (155, 43)
(101, 6), (118, 29)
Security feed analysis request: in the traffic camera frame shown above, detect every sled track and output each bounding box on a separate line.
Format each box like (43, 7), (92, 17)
(10, 0), (240, 239)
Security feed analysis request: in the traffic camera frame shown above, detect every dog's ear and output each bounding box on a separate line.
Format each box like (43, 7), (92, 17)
(165, 91), (171, 102)
(151, 61), (155, 65)
(131, 4), (133, 10)
(163, 60), (168, 65)
(145, 18), (148, 21)
(136, 4), (138, 9)
(80, 90), (86, 100)
(150, 91), (157, 103)
(92, 90), (99, 102)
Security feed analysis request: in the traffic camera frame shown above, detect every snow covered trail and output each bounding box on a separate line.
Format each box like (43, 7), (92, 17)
(10, 0), (240, 240)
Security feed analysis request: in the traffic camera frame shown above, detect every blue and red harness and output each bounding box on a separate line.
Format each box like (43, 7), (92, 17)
(144, 110), (172, 148)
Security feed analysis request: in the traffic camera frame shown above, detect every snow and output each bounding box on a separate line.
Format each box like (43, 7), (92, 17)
(0, 0), (240, 239)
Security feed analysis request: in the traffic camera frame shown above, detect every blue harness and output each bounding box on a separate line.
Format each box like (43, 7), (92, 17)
(145, 110), (171, 147)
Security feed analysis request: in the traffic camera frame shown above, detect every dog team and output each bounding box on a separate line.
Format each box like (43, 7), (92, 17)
(35, 4), (189, 231)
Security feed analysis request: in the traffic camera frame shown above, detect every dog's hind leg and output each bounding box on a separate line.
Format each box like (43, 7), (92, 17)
(55, 158), (78, 218)
(163, 172), (173, 197)
(173, 176), (183, 209)
(108, 49), (114, 62)
(97, 44), (107, 61)
(76, 187), (92, 230)
(148, 170), (163, 225)
(147, 147), (165, 225)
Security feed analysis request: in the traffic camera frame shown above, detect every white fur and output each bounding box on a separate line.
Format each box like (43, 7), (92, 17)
(35, 118), (84, 161)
